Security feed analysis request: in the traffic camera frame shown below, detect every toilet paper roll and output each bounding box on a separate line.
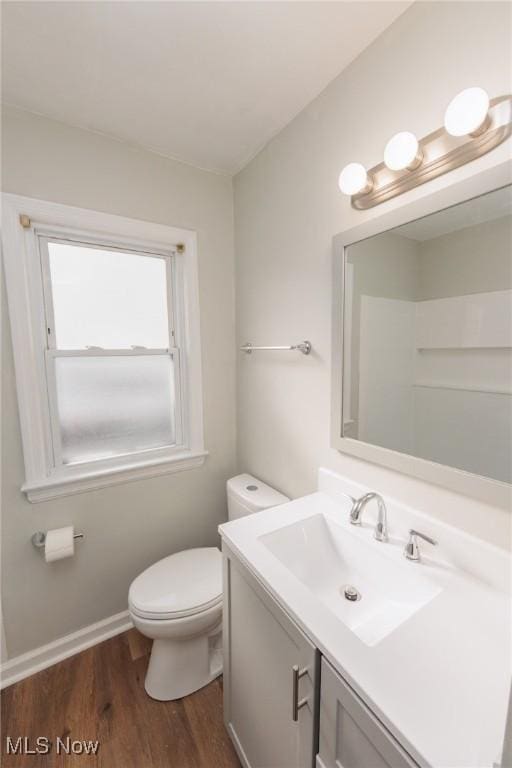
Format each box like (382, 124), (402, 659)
(44, 526), (75, 563)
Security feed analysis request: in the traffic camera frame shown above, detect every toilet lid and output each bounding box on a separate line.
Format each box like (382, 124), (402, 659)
(129, 547), (222, 620)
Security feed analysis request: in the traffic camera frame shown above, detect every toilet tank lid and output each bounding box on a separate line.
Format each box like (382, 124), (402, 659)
(227, 473), (289, 509)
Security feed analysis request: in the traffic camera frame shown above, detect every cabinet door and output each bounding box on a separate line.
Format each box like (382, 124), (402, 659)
(223, 545), (318, 768)
(318, 658), (419, 768)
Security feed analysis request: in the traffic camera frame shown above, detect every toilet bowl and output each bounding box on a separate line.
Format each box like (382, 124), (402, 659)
(128, 474), (289, 700)
(129, 547), (223, 700)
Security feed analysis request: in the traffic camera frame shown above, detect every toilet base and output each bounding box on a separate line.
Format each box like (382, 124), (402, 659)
(145, 627), (222, 701)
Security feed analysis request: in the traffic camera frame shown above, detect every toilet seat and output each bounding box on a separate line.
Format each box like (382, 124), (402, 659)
(130, 594), (222, 621)
(128, 547), (222, 621)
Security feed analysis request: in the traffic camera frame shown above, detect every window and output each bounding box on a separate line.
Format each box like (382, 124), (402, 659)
(3, 195), (206, 501)
(44, 239), (179, 465)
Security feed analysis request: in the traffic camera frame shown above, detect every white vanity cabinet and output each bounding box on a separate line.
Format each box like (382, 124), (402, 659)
(223, 544), (319, 768)
(318, 658), (419, 768)
(223, 543), (423, 768)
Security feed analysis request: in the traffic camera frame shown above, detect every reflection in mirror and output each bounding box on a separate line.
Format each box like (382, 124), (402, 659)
(343, 185), (512, 484)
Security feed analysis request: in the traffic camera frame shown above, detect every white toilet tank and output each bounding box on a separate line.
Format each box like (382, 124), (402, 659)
(227, 473), (289, 520)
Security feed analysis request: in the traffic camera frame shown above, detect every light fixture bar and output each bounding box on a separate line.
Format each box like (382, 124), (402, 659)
(340, 93), (511, 210)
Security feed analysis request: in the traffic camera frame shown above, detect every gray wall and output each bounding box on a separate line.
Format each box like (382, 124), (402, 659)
(418, 214), (512, 299)
(2, 105), (236, 657)
(234, 1), (512, 547)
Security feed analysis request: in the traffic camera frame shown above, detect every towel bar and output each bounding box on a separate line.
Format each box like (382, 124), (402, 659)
(240, 341), (311, 355)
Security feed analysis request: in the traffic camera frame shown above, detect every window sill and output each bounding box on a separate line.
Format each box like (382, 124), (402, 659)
(22, 450), (209, 503)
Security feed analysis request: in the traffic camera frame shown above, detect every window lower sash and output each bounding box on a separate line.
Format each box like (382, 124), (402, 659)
(45, 348), (183, 470)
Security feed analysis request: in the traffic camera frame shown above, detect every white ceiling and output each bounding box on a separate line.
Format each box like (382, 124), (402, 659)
(2, 1), (411, 174)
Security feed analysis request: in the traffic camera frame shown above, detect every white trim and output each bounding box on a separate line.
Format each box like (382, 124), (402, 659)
(2, 194), (206, 501)
(23, 450), (208, 502)
(0, 610), (133, 689)
(342, 261), (354, 425)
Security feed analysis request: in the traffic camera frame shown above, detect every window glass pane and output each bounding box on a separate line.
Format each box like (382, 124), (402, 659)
(48, 242), (170, 349)
(54, 355), (176, 464)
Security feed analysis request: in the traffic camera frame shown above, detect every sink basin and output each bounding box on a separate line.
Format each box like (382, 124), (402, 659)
(259, 514), (441, 646)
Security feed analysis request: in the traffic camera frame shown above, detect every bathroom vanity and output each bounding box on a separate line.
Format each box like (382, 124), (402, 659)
(222, 543), (417, 768)
(219, 469), (511, 768)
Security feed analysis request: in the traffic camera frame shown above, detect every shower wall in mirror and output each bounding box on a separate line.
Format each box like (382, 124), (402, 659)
(343, 185), (512, 484)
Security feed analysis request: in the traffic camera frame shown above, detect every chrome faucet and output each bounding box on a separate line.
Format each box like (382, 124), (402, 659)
(349, 492), (388, 542)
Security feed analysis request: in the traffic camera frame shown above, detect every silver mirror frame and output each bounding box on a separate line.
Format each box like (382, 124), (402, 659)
(331, 159), (512, 511)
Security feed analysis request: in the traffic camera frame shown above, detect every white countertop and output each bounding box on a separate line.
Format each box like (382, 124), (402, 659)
(219, 474), (511, 768)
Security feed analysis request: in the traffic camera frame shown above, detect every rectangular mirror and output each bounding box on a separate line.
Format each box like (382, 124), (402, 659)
(332, 167), (512, 506)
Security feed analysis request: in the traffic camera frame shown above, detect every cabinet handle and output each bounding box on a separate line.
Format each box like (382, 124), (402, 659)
(292, 664), (308, 722)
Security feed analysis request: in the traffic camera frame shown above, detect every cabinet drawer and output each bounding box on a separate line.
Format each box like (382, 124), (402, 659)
(318, 658), (419, 768)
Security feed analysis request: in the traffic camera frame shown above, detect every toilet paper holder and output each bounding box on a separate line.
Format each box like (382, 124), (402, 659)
(31, 531), (84, 549)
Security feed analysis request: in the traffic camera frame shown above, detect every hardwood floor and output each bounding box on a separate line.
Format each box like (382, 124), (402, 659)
(1, 629), (241, 768)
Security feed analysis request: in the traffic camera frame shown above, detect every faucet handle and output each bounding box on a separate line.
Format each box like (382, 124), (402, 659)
(404, 529), (437, 561)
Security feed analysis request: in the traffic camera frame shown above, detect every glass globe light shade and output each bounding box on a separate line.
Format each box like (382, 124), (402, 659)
(384, 131), (422, 171)
(444, 87), (490, 137)
(338, 163), (371, 196)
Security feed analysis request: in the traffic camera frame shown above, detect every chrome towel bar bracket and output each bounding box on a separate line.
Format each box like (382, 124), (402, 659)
(240, 340), (312, 355)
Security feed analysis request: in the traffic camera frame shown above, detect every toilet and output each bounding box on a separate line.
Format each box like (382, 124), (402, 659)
(128, 474), (289, 700)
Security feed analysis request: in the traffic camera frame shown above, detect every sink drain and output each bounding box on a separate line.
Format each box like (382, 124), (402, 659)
(341, 584), (361, 602)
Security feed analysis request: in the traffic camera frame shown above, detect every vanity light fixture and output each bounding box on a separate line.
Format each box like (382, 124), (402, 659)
(339, 87), (511, 209)
(338, 162), (373, 195)
(383, 131), (422, 171)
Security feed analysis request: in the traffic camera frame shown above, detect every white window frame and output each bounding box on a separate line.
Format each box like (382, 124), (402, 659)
(2, 194), (207, 502)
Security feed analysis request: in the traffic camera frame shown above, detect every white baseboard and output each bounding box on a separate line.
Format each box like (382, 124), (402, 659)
(0, 610), (133, 689)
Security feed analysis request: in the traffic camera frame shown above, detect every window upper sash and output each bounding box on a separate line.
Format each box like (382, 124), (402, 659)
(38, 234), (176, 353)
